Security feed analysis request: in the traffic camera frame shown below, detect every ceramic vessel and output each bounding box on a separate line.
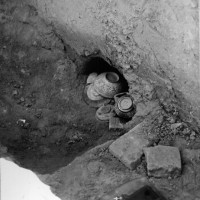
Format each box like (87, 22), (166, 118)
(83, 85), (111, 108)
(93, 72), (122, 98)
(86, 84), (104, 101)
(114, 92), (136, 119)
(86, 72), (98, 84)
(95, 105), (113, 122)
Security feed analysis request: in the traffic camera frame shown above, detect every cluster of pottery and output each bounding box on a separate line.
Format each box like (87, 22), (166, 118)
(95, 92), (136, 122)
(86, 72), (136, 122)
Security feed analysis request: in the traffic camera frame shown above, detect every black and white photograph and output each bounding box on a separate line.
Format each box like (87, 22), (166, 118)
(0, 0), (199, 199)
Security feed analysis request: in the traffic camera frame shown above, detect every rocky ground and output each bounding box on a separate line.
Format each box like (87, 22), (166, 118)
(0, 2), (200, 200)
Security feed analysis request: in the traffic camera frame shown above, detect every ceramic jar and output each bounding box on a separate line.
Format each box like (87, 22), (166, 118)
(114, 92), (136, 119)
(86, 84), (104, 101)
(95, 104), (113, 122)
(93, 72), (122, 98)
(86, 72), (98, 84)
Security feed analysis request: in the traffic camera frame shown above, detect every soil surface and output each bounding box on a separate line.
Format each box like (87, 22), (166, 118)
(0, 36), (125, 174)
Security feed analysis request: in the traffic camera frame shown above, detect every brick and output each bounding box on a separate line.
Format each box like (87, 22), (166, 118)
(109, 123), (151, 170)
(109, 115), (123, 130)
(144, 145), (181, 178)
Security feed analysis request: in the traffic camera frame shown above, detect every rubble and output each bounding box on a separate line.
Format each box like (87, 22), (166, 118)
(144, 145), (182, 178)
(109, 122), (151, 169)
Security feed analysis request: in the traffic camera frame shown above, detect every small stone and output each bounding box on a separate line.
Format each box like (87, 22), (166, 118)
(122, 29), (132, 35)
(84, 50), (90, 56)
(144, 145), (181, 178)
(182, 128), (190, 135)
(87, 161), (105, 175)
(122, 63), (131, 70)
(131, 64), (139, 69)
(12, 90), (18, 96)
(190, 132), (196, 140)
(168, 117), (176, 123)
(20, 97), (25, 102)
(32, 41), (37, 46)
(109, 122), (151, 170)
(171, 123), (182, 130)
(21, 69), (26, 74)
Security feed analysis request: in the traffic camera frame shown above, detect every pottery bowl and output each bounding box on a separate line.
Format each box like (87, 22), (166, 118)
(93, 72), (122, 98)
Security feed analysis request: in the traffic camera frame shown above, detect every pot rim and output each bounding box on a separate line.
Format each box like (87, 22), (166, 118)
(105, 72), (119, 83)
(118, 97), (134, 112)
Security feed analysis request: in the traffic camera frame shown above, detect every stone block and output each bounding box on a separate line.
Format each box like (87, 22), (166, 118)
(109, 116), (123, 130)
(109, 123), (151, 170)
(144, 145), (181, 178)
